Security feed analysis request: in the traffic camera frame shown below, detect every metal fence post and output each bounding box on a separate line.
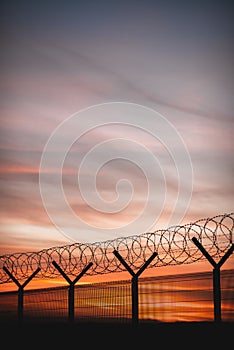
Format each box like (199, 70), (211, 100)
(113, 250), (157, 325)
(3, 266), (41, 323)
(192, 237), (234, 323)
(52, 260), (93, 322)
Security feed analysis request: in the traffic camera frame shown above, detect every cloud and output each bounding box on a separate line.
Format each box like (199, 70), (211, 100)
(0, 0), (233, 255)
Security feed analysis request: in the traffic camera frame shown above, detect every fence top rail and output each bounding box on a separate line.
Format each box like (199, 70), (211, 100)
(1, 268), (233, 296)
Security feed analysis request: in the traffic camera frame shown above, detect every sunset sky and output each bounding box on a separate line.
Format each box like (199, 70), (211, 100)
(0, 0), (233, 290)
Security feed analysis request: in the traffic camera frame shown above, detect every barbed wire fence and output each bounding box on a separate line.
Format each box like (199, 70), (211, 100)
(0, 212), (233, 284)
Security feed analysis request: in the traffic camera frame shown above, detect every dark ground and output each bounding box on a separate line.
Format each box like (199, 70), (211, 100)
(1, 320), (233, 347)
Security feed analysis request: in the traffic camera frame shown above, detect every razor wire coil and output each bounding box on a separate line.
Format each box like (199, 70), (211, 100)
(0, 212), (233, 284)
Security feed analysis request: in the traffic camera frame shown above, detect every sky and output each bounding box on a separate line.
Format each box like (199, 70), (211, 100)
(0, 0), (234, 286)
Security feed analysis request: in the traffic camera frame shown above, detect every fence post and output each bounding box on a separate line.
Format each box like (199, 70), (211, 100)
(113, 250), (157, 325)
(3, 266), (41, 323)
(192, 237), (234, 323)
(52, 260), (93, 323)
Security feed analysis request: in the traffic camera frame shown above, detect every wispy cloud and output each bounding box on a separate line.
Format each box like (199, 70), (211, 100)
(0, 0), (233, 258)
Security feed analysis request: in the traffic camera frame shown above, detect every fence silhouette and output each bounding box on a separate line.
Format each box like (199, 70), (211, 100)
(0, 269), (233, 324)
(0, 212), (233, 324)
